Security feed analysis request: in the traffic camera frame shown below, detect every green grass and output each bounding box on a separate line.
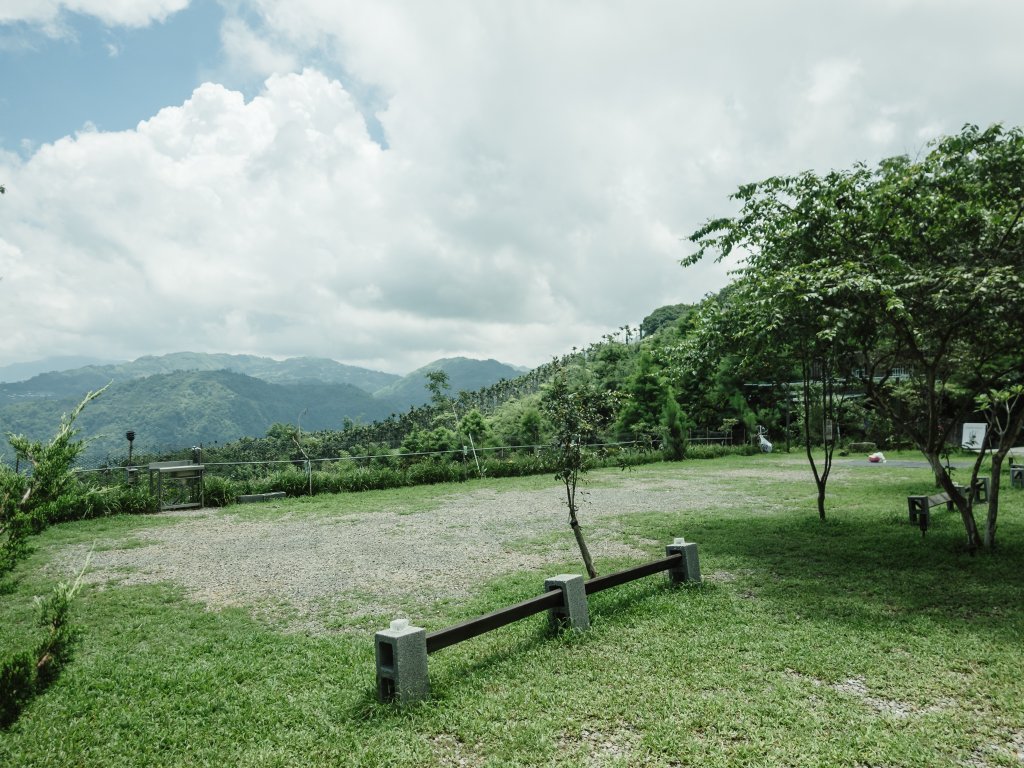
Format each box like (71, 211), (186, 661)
(2, 453), (1023, 766)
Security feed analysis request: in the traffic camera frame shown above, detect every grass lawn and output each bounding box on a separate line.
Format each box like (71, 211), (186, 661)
(2, 452), (1023, 767)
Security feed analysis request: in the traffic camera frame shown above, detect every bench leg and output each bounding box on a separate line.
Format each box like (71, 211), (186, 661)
(908, 496), (926, 523)
(974, 477), (989, 504)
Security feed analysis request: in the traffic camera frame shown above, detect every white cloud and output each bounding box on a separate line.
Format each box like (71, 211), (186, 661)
(0, 0), (189, 31)
(805, 59), (863, 106)
(219, 16), (298, 82)
(3, 1), (1024, 373)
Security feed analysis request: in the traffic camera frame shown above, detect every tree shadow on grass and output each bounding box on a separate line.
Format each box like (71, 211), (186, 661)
(680, 509), (1024, 645)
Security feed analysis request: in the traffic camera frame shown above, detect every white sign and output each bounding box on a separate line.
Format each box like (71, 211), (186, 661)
(962, 423), (987, 450)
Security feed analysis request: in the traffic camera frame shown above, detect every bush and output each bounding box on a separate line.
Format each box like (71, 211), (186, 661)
(337, 466), (405, 492)
(686, 443), (758, 460)
(251, 466), (310, 497)
(203, 475), (240, 507)
(480, 452), (554, 478)
(2, 388), (105, 578)
(46, 484), (157, 523)
(406, 457), (468, 486)
(0, 651), (34, 727)
(310, 470), (344, 496)
(1, 564), (87, 727)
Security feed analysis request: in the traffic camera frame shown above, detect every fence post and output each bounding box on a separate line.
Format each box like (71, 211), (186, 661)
(666, 538), (702, 584)
(544, 574), (590, 632)
(375, 619), (429, 703)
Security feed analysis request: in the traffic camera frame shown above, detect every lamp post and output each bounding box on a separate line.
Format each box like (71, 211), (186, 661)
(126, 430), (136, 484)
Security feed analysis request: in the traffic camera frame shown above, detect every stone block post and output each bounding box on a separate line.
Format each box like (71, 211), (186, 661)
(375, 619), (429, 703)
(666, 538), (702, 584)
(544, 574), (590, 632)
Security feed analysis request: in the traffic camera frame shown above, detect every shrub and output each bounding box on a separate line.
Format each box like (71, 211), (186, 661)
(338, 466), (405, 492)
(1, 560), (87, 727)
(310, 470), (344, 496)
(2, 388), (104, 578)
(0, 651), (34, 727)
(251, 466), (309, 497)
(686, 443), (758, 460)
(406, 457), (468, 486)
(202, 475), (240, 508)
(47, 484), (157, 522)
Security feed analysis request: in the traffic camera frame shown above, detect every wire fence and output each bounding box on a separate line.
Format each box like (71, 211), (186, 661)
(0, 428), (736, 486)
(72, 440), (653, 479)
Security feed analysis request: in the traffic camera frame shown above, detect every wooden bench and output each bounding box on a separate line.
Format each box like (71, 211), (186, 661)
(908, 493), (953, 533)
(908, 477), (989, 533)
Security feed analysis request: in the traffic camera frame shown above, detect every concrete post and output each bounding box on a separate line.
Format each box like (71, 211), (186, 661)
(666, 538), (702, 584)
(544, 574), (590, 632)
(374, 619), (429, 703)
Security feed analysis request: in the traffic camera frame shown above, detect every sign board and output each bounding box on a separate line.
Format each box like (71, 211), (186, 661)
(962, 423), (987, 450)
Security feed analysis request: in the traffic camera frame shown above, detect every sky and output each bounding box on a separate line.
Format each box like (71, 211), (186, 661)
(2, 1), (1024, 375)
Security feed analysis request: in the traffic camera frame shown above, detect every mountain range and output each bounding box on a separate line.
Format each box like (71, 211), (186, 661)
(0, 353), (527, 460)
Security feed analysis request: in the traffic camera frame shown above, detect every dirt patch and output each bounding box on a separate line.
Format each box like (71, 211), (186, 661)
(56, 478), (721, 633)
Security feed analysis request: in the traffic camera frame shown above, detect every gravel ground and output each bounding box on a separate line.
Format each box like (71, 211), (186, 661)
(55, 476), (738, 633)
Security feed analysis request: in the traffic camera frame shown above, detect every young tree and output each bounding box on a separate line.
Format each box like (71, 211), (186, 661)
(2, 387), (106, 576)
(661, 395), (688, 461)
(540, 365), (616, 579)
(422, 369), (482, 475)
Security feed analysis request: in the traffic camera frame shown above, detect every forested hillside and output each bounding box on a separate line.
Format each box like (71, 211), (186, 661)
(372, 357), (527, 406)
(0, 354), (528, 461)
(0, 370), (398, 460)
(0, 352), (400, 398)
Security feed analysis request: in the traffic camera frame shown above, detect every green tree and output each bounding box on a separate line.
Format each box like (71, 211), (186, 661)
(425, 370), (453, 413)
(518, 406), (543, 447)
(640, 303), (694, 338)
(661, 395), (688, 460)
(615, 350), (671, 446)
(459, 409), (489, 444)
(688, 123), (1024, 549)
(540, 365), (617, 578)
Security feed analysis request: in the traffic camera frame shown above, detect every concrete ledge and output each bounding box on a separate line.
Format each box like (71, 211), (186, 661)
(666, 538), (702, 584)
(544, 574), (590, 632)
(237, 492), (287, 504)
(375, 621), (429, 703)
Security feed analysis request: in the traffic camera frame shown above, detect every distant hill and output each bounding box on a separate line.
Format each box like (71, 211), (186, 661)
(372, 357), (526, 407)
(0, 352), (400, 399)
(0, 356), (125, 383)
(0, 353), (530, 461)
(0, 370), (401, 461)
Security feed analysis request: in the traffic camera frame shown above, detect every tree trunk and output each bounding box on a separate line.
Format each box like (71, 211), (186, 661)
(932, 463), (982, 552)
(924, 450), (944, 487)
(985, 453), (1003, 550)
(983, 400), (1024, 550)
(569, 516), (598, 579)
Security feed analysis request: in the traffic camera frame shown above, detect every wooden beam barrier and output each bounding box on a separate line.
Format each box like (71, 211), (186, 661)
(375, 538), (702, 703)
(425, 589), (564, 654)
